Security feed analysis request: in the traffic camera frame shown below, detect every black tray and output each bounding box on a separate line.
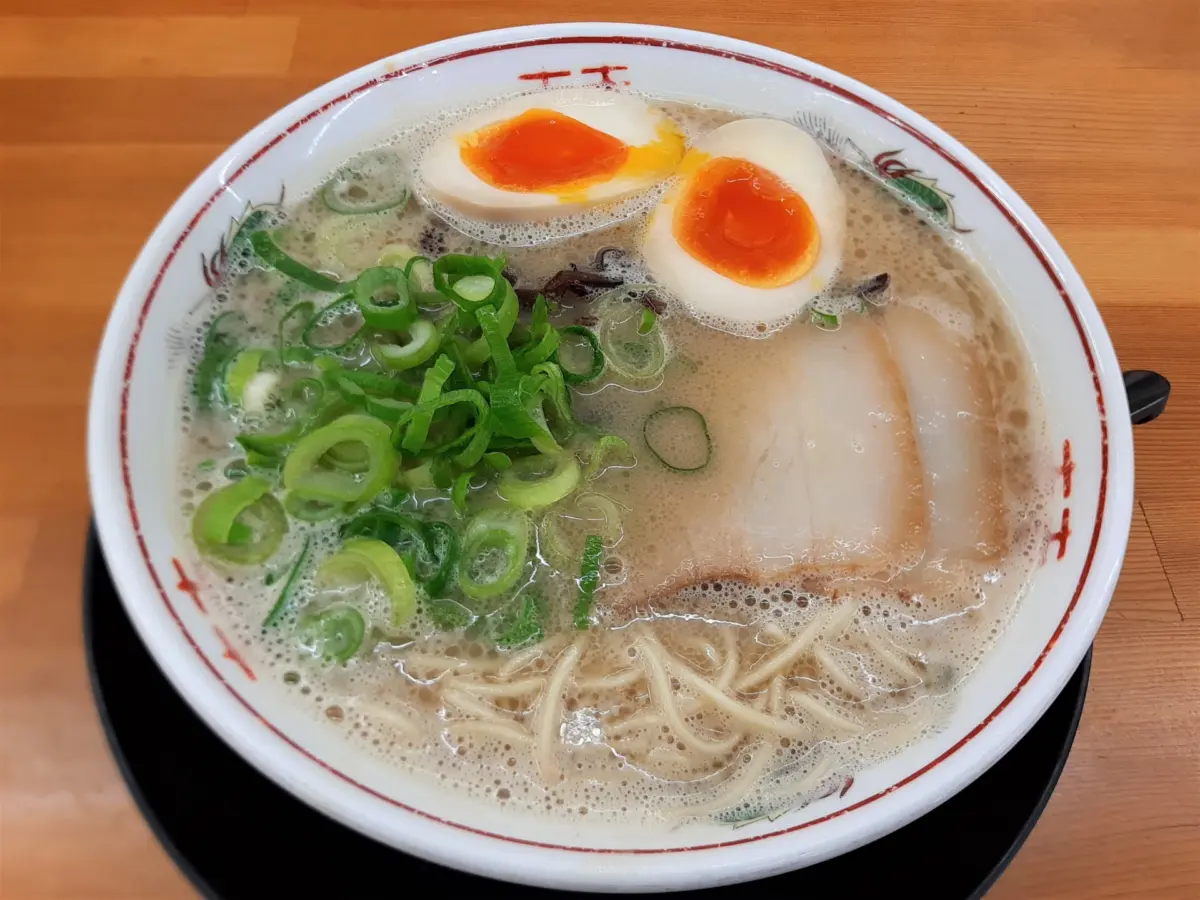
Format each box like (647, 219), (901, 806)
(84, 525), (1090, 899)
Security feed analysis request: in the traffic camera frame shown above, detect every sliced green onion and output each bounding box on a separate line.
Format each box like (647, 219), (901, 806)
(811, 308), (840, 330)
(327, 365), (415, 400)
(453, 427), (492, 472)
(250, 230), (342, 293)
(428, 394), (472, 445)
(318, 537), (417, 627)
(457, 508), (530, 603)
(581, 434), (634, 481)
(420, 521), (459, 597)
(353, 266), (416, 331)
(483, 451), (512, 470)
(297, 605), (365, 663)
(246, 451), (282, 470)
(451, 471), (472, 516)
(453, 275), (496, 304)
(283, 414), (398, 506)
(263, 537), (312, 628)
(323, 439), (373, 473)
(279, 301), (315, 365)
(327, 373), (368, 409)
(574, 493), (624, 545)
(573, 534), (604, 629)
(637, 308), (657, 335)
(555, 325), (605, 385)
(603, 331), (667, 380)
(191, 476), (287, 565)
(517, 297), (563, 364)
(399, 355), (456, 453)
(530, 361), (574, 436)
(235, 379), (326, 458)
(371, 319), (441, 371)
(514, 324), (561, 371)
(340, 510), (459, 599)
(597, 289), (668, 381)
(321, 150), (409, 214)
(404, 255), (435, 293)
(341, 507), (422, 542)
(193, 311), (243, 412)
(530, 292), (550, 332)
(493, 593), (545, 649)
(221, 348), (267, 407)
(425, 389), (492, 466)
(364, 395), (413, 422)
(498, 453), (580, 510)
(405, 255), (450, 310)
(238, 429), (309, 466)
(376, 248), (444, 306)
(478, 306), (558, 455)
(341, 510), (426, 569)
(443, 336), (478, 390)
(284, 492), (344, 521)
(377, 243), (417, 267)
(432, 254), (509, 311)
(539, 492), (622, 572)
(462, 285), (518, 367)
(429, 456), (458, 490)
(303, 297), (364, 353)
(643, 406), (712, 472)
(194, 476), (270, 545)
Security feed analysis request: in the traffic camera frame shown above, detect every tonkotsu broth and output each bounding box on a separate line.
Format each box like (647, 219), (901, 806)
(172, 97), (1052, 826)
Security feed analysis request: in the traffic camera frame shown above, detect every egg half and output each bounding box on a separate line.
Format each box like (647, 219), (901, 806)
(420, 89), (685, 222)
(642, 118), (846, 326)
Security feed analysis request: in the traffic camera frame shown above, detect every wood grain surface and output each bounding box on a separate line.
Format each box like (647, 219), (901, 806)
(1, 2), (1197, 897)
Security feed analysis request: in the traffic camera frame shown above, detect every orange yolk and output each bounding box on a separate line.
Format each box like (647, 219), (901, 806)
(672, 156), (820, 288)
(459, 108), (631, 194)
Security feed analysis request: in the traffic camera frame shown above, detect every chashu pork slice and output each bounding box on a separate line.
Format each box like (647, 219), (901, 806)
(619, 313), (927, 608)
(880, 303), (1007, 564)
(779, 313), (926, 571)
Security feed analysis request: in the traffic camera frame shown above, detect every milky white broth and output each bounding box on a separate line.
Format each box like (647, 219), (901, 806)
(172, 98), (1052, 826)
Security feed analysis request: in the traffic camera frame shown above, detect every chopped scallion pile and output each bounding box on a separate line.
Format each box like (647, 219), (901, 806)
(190, 242), (668, 660)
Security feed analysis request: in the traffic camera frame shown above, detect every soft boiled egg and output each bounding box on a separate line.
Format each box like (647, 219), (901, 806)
(642, 118), (846, 327)
(420, 89), (685, 222)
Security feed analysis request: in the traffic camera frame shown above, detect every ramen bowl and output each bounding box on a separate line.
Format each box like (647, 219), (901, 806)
(87, 22), (1133, 892)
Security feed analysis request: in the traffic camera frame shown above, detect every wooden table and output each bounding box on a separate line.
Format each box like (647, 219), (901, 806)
(1, 1), (1197, 896)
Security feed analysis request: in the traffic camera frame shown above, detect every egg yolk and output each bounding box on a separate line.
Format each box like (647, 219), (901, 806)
(672, 155), (820, 288)
(459, 108), (631, 194)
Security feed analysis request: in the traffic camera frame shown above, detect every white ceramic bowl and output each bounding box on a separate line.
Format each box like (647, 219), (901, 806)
(88, 22), (1133, 893)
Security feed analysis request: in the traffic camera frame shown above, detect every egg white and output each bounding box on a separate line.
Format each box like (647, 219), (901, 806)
(420, 89), (677, 222)
(643, 118), (847, 327)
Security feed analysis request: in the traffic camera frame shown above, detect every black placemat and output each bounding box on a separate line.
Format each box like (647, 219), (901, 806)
(84, 525), (1090, 899)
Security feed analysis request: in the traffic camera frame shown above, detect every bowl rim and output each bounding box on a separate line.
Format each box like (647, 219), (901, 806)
(88, 20), (1133, 885)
